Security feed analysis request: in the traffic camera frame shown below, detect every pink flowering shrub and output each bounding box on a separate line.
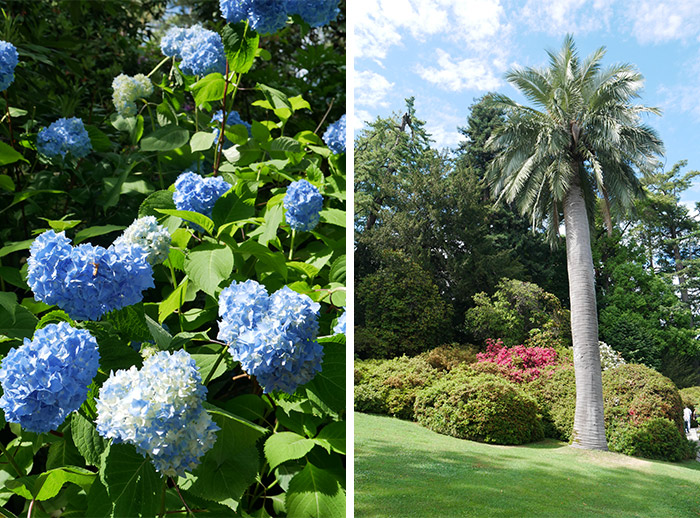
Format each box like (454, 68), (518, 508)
(476, 338), (560, 383)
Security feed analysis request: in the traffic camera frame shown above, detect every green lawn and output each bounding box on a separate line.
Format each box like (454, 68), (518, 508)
(355, 412), (700, 517)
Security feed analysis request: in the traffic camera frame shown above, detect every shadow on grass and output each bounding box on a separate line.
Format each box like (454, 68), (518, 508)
(355, 414), (700, 518)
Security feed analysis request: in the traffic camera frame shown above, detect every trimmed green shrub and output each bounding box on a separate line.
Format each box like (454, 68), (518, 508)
(603, 364), (692, 460)
(679, 386), (700, 411)
(607, 418), (696, 462)
(420, 343), (477, 371)
(354, 356), (442, 420)
(414, 369), (544, 445)
(527, 365), (576, 441)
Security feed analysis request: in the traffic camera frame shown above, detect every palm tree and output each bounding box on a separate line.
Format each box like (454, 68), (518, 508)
(486, 36), (664, 450)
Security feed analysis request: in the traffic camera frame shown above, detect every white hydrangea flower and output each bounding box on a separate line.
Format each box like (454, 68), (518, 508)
(112, 73), (154, 117)
(95, 350), (218, 478)
(113, 216), (171, 265)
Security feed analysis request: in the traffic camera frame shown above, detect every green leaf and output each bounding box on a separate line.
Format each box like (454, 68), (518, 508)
(139, 190), (175, 218)
(100, 443), (162, 517)
(314, 422), (345, 455)
(0, 141), (27, 166)
(237, 239), (288, 279)
(156, 208), (215, 235)
(85, 124), (113, 152)
(0, 299), (38, 340)
(184, 242), (234, 297)
(46, 432), (83, 470)
(285, 463), (345, 518)
(191, 73), (225, 105)
(269, 136), (302, 153)
(181, 405), (266, 510)
(251, 121), (271, 143)
(212, 180), (257, 229)
(72, 413), (107, 467)
(0, 239), (33, 258)
(304, 337), (345, 415)
(141, 125), (189, 152)
(264, 432), (316, 470)
(190, 130), (216, 152)
(256, 84), (293, 112)
(159, 277), (190, 323)
(0, 174), (15, 192)
(39, 217), (81, 232)
(329, 255), (346, 283)
(288, 95), (311, 112)
(258, 203), (284, 246)
(36, 310), (75, 330)
(74, 224), (125, 245)
(192, 352), (229, 383)
(287, 261), (320, 280)
(319, 208), (345, 228)
(104, 303), (152, 342)
(222, 22), (260, 74)
(6, 466), (96, 501)
(145, 315), (173, 349)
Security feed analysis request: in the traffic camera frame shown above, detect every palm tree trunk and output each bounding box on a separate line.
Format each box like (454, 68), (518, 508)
(564, 170), (608, 451)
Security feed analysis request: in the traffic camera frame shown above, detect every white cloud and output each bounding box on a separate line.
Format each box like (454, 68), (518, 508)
(350, 109), (375, 134)
(519, 0), (613, 35)
(658, 51), (700, 120)
(355, 70), (395, 107)
(416, 97), (465, 150)
(625, 0), (700, 44)
(415, 49), (503, 91)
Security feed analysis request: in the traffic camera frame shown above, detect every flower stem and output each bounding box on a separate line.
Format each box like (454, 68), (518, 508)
(147, 56), (171, 78)
(0, 440), (24, 478)
(288, 229), (296, 261)
(203, 343), (229, 386)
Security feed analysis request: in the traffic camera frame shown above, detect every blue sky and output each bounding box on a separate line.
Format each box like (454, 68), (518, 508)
(353, 0), (700, 206)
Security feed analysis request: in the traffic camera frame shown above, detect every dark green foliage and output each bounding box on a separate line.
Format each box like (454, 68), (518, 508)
(465, 278), (570, 347)
(355, 250), (452, 358)
(353, 356), (441, 420)
(602, 364), (692, 460)
(420, 343), (477, 371)
(679, 386), (700, 411)
(607, 418), (696, 462)
(414, 369), (544, 445)
(527, 365), (576, 441)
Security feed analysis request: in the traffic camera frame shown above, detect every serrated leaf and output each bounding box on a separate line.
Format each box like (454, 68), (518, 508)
(0, 239), (33, 259)
(192, 352), (229, 383)
(104, 303), (152, 342)
(100, 444), (162, 517)
(85, 124), (113, 152)
(184, 242), (234, 297)
(36, 310), (75, 330)
(222, 22), (260, 74)
(191, 73), (225, 105)
(6, 466), (95, 501)
(237, 239), (288, 279)
(314, 422), (345, 455)
(258, 203), (284, 246)
(319, 208), (345, 228)
(156, 208), (215, 235)
(285, 463), (345, 518)
(0, 300), (38, 340)
(269, 136), (302, 153)
(159, 277), (190, 323)
(0, 141), (28, 166)
(329, 255), (346, 283)
(139, 190), (175, 218)
(145, 315), (172, 349)
(264, 432), (316, 470)
(304, 338), (345, 416)
(287, 261), (320, 280)
(141, 125), (189, 152)
(72, 413), (107, 467)
(180, 405), (266, 510)
(212, 181), (257, 229)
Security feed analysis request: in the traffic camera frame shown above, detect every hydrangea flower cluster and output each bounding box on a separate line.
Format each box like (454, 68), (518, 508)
(218, 280), (323, 394)
(113, 216), (172, 265)
(95, 350), (219, 477)
(333, 309), (346, 334)
(286, 0), (340, 27)
(112, 73), (153, 117)
(27, 230), (154, 321)
(0, 41), (18, 91)
(0, 323), (99, 433)
(219, 0), (289, 34)
(161, 25), (225, 76)
(599, 341), (626, 371)
(283, 179), (324, 231)
(36, 117), (92, 159)
(476, 338), (560, 383)
(322, 114), (346, 154)
(211, 109), (252, 147)
(173, 170), (230, 230)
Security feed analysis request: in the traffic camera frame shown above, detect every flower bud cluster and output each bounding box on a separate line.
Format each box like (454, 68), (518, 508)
(112, 74), (153, 117)
(113, 216), (171, 265)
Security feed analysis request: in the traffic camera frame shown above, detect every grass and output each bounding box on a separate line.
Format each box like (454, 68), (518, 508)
(355, 412), (700, 517)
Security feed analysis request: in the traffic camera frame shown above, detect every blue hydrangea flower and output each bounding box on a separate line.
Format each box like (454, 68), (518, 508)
(27, 230), (154, 321)
(218, 282), (323, 394)
(95, 350), (219, 477)
(219, 0), (289, 34)
(113, 216), (171, 265)
(211, 109), (252, 147)
(322, 114), (345, 154)
(161, 25), (225, 76)
(0, 322), (100, 434)
(0, 41), (19, 91)
(283, 179), (323, 231)
(173, 171), (230, 230)
(333, 308), (346, 334)
(285, 0), (339, 27)
(112, 74), (153, 117)
(37, 117), (92, 159)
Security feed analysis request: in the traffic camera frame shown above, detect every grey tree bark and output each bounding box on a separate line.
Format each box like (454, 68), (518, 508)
(564, 171), (608, 450)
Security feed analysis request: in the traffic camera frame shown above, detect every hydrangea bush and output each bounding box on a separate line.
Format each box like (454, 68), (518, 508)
(0, 3), (345, 516)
